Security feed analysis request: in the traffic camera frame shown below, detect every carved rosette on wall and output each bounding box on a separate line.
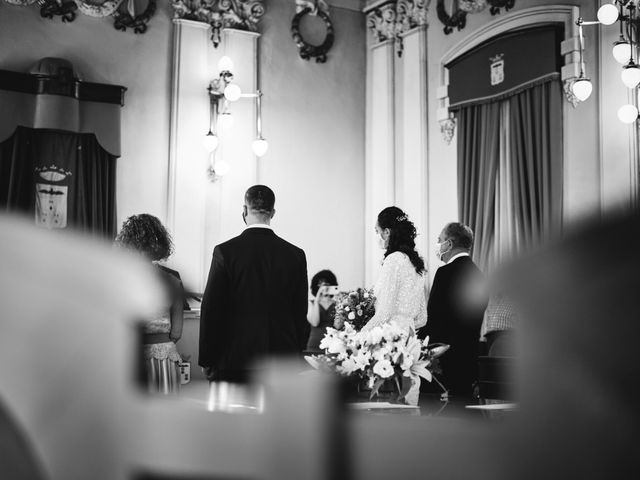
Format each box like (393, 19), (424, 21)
(291, 0), (334, 63)
(365, 0), (428, 57)
(171, 0), (265, 48)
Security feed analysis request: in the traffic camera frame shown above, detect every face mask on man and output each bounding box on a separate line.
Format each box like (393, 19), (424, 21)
(435, 240), (451, 261)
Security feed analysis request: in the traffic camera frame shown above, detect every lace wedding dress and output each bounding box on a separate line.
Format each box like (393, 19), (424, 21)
(363, 251), (428, 405)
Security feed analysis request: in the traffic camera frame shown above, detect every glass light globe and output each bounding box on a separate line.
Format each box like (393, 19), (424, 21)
(202, 133), (219, 152)
(612, 40), (631, 65)
(218, 56), (234, 72)
(217, 112), (234, 131)
(618, 104), (638, 123)
(572, 78), (593, 101)
(214, 160), (230, 176)
(597, 3), (619, 25)
(621, 63), (640, 88)
(224, 83), (242, 102)
(252, 138), (269, 157)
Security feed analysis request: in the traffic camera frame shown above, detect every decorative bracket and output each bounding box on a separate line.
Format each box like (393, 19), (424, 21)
(291, 0), (334, 63)
(563, 78), (579, 108)
(440, 116), (456, 144)
(171, 0), (265, 48)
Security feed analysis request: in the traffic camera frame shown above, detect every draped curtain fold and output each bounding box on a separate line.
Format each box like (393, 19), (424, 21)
(457, 79), (563, 271)
(457, 102), (501, 270)
(0, 126), (117, 238)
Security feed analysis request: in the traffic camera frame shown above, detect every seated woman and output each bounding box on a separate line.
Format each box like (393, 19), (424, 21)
(115, 214), (183, 394)
(305, 270), (339, 354)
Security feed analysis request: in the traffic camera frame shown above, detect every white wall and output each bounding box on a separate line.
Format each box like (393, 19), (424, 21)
(0, 2), (367, 293)
(259, 0), (366, 291)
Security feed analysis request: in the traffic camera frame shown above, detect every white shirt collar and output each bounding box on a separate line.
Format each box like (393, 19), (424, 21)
(245, 223), (272, 230)
(447, 252), (470, 264)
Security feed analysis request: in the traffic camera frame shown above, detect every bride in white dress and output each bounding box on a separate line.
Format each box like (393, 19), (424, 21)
(362, 207), (427, 404)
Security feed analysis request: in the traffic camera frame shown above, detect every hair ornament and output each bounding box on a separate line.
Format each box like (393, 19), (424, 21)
(396, 214), (408, 222)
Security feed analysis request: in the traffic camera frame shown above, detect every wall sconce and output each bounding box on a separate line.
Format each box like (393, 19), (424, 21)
(203, 55), (269, 179)
(573, 2), (640, 124)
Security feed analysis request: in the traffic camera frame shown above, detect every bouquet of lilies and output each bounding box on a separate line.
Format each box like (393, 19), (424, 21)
(333, 287), (376, 331)
(306, 321), (448, 401)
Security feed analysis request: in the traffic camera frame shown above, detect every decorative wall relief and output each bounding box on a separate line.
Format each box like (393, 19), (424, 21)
(113, 0), (157, 33)
(291, 0), (334, 63)
(436, 0), (517, 35)
(436, 0), (466, 35)
(74, 0), (122, 17)
(7, 0), (158, 33)
(487, 0), (515, 16)
(171, 0), (265, 48)
(38, 0), (78, 23)
(365, 0), (429, 57)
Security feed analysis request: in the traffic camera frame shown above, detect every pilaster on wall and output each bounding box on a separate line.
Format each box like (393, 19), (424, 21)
(364, 0), (430, 286)
(167, 19), (211, 293)
(396, 26), (429, 273)
(203, 29), (260, 281)
(168, 22), (259, 293)
(365, 38), (396, 286)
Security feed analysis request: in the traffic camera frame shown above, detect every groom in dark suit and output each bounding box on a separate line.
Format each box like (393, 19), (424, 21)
(421, 222), (488, 396)
(198, 185), (309, 383)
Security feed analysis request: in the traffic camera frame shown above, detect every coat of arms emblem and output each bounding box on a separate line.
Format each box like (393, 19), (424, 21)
(490, 54), (505, 86)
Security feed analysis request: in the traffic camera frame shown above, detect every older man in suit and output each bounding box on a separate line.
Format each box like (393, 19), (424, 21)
(199, 185), (309, 383)
(421, 222), (488, 397)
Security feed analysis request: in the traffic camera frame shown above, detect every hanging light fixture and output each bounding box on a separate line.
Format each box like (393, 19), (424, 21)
(252, 90), (269, 157)
(574, 2), (640, 123)
(572, 17), (594, 102)
(204, 56), (269, 179)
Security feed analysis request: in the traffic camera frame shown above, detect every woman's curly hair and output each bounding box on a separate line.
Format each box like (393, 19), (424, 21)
(377, 206), (425, 274)
(115, 214), (174, 262)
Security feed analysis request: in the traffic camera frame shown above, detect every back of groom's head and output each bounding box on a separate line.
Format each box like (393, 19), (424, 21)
(245, 185), (275, 215)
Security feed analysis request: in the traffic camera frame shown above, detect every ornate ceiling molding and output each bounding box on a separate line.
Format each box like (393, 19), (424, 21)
(171, 0), (265, 47)
(365, 0), (429, 56)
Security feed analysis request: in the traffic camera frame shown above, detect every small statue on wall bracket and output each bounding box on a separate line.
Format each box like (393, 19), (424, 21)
(291, 0), (335, 63)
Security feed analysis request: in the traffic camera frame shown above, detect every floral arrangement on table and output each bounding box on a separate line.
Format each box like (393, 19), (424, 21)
(333, 287), (376, 331)
(305, 321), (449, 403)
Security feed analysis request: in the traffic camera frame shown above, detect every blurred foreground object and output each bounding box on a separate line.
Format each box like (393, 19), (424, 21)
(496, 210), (640, 479)
(0, 214), (162, 480)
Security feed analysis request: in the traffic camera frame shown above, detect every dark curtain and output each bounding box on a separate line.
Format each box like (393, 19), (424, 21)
(457, 101), (501, 270)
(0, 126), (117, 238)
(508, 80), (563, 248)
(456, 78), (562, 270)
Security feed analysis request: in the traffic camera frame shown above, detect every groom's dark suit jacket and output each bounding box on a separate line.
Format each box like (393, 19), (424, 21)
(198, 227), (309, 382)
(421, 255), (488, 396)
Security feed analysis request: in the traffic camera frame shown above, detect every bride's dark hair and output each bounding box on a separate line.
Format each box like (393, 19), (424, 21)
(377, 206), (425, 274)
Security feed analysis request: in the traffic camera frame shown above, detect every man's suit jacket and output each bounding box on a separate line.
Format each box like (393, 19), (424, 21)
(422, 255), (488, 395)
(198, 227), (309, 382)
